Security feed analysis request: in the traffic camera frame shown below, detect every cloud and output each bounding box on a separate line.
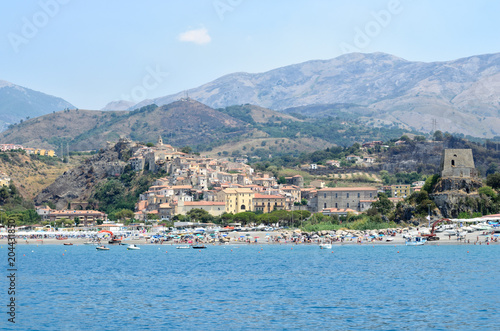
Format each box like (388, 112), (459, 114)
(178, 27), (211, 45)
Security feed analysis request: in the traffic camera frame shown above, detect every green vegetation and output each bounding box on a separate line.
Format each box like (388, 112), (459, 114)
(92, 165), (165, 221)
(0, 182), (40, 225)
(300, 212), (400, 232)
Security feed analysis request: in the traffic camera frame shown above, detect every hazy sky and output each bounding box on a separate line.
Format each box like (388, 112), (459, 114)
(1, 0), (499, 109)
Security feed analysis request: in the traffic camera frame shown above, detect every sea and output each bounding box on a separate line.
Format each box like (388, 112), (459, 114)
(1, 243), (499, 330)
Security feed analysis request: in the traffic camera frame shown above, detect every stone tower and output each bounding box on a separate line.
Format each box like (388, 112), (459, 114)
(441, 149), (476, 178)
(432, 148), (482, 218)
(157, 135), (163, 146)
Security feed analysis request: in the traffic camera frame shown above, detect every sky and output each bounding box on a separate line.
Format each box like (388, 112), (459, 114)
(1, 0), (499, 109)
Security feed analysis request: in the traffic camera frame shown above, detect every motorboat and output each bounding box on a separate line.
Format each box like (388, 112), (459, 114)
(127, 244), (140, 250)
(405, 236), (427, 246)
(443, 229), (457, 236)
(192, 245), (207, 249)
(96, 245), (110, 251)
(319, 243), (332, 249)
(176, 245), (190, 249)
(461, 226), (474, 233)
(385, 237), (394, 242)
(63, 243), (73, 246)
(471, 223), (493, 231)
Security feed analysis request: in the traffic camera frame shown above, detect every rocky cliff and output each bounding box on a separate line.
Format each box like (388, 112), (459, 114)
(431, 171), (484, 218)
(34, 139), (137, 209)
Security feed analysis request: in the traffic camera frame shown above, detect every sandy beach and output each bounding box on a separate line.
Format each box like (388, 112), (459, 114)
(1, 230), (497, 246)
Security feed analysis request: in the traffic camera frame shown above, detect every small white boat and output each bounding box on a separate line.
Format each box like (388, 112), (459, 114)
(96, 245), (110, 251)
(319, 243), (332, 249)
(127, 244), (140, 250)
(461, 226), (474, 233)
(471, 223), (493, 231)
(385, 237), (394, 242)
(176, 245), (190, 249)
(405, 237), (427, 246)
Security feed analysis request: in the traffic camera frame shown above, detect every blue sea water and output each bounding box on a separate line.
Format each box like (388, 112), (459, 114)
(1, 244), (499, 330)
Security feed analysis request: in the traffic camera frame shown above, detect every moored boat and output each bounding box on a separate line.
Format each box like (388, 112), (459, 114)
(405, 236), (427, 246)
(127, 244), (140, 250)
(192, 245), (207, 249)
(96, 245), (110, 251)
(319, 243), (332, 249)
(176, 245), (190, 249)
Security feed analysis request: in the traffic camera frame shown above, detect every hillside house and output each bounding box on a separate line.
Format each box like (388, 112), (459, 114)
(391, 184), (411, 198)
(326, 160), (340, 168)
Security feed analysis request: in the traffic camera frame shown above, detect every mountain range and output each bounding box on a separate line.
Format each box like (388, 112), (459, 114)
(0, 80), (74, 130)
(2, 52), (500, 140)
(126, 52), (500, 138)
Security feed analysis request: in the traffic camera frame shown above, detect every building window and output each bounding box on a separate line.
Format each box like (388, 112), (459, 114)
(347, 203), (349, 208)
(335, 193), (338, 199)
(370, 193), (372, 198)
(324, 203), (327, 208)
(324, 193), (326, 198)
(347, 193), (349, 198)
(335, 203), (338, 208)
(357, 193), (360, 198)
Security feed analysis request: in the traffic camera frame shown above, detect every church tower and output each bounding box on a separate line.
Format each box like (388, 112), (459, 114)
(157, 135), (163, 146)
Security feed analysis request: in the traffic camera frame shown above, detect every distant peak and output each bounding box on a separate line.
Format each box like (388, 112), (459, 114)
(101, 100), (135, 111)
(0, 80), (16, 88)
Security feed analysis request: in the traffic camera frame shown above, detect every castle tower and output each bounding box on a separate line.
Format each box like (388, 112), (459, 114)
(441, 149), (476, 178)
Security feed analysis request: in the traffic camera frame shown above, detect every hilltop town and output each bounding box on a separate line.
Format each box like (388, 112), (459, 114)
(28, 133), (500, 229)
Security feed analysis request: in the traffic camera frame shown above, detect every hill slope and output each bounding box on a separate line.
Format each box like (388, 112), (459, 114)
(130, 52), (500, 137)
(0, 151), (88, 200)
(0, 99), (416, 156)
(0, 100), (250, 151)
(0, 80), (74, 131)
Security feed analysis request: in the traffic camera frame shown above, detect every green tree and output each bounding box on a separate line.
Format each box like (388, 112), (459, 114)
(115, 209), (135, 221)
(478, 186), (496, 199)
(422, 174), (440, 193)
(433, 130), (444, 141)
(486, 172), (500, 190)
(94, 179), (125, 210)
(187, 208), (214, 223)
(181, 146), (192, 154)
(370, 193), (393, 215)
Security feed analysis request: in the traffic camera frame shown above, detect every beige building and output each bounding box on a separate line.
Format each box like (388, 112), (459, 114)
(391, 184), (411, 198)
(176, 200), (226, 217)
(253, 193), (286, 213)
(217, 188), (255, 214)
